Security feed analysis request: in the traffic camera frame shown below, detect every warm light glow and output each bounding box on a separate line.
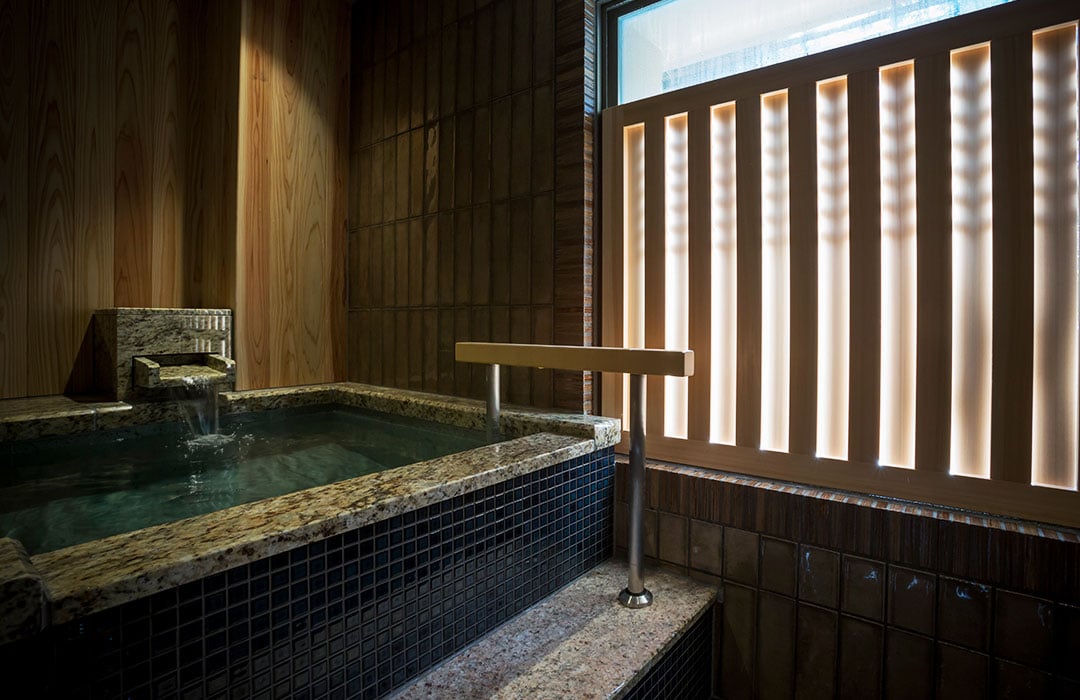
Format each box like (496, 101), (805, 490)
(665, 114), (690, 439)
(816, 76), (851, 460)
(1032, 23), (1079, 490)
(710, 103), (738, 445)
(949, 44), (993, 479)
(624, 124), (646, 424)
(879, 61), (917, 469)
(761, 90), (791, 452)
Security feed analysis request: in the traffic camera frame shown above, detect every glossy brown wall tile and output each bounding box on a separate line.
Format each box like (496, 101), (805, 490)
(616, 461), (1080, 699)
(348, 0), (596, 411)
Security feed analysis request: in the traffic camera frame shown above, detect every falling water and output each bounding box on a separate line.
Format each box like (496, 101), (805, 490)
(168, 377), (233, 450)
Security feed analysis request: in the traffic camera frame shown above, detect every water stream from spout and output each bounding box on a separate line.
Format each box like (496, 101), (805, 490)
(168, 377), (232, 449)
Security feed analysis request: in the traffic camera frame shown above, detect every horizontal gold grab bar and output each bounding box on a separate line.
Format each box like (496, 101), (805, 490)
(455, 342), (694, 377)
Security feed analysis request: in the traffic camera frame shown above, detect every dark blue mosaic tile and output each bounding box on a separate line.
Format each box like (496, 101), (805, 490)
(4, 447), (614, 699)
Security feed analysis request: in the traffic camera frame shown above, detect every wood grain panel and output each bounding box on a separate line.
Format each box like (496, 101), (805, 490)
(914, 52), (952, 474)
(687, 106), (711, 442)
(180, 0), (239, 311)
(990, 34), (1034, 484)
(152, 0), (182, 307)
(236, 0), (274, 389)
(237, 0), (348, 390)
(115, 0), (153, 308)
(332, 0), (349, 381)
(848, 69), (882, 465)
(788, 84), (817, 456)
(735, 97), (762, 449)
(71, 0), (116, 392)
(0, 0), (28, 398)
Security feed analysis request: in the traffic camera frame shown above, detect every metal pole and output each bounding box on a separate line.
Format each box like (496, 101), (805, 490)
(619, 373), (652, 608)
(486, 364), (501, 442)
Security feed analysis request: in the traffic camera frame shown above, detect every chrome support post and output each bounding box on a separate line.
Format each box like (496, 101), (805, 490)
(486, 364), (501, 442)
(619, 373), (653, 608)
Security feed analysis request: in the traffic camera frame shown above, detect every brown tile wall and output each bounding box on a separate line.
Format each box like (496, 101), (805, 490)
(615, 462), (1080, 699)
(347, 0), (595, 411)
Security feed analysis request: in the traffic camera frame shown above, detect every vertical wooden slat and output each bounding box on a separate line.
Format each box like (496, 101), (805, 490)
(599, 109), (624, 420)
(848, 69), (882, 465)
(914, 52), (952, 474)
(73, 0), (116, 392)
(236, 0), (272, 389)
(332, 0), (351, 382)
(687, 106), (711, 442)
(152, 0), (182, 307)
(991, 33), (1034, 484)
(0, 0), (28, 398)
(788, 84), (817, 457)
(736, 97), (762, 448)
(115, 0), (154, 307)
(270, 0), (298, 387)
(644, 115), (665, 437)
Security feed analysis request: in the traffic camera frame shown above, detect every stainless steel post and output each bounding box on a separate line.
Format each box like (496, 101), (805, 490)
(619, 373), (652, 608)
(486, 364), (501, 442)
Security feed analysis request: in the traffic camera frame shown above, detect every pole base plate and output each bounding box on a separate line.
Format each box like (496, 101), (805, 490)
(618, 587), (654, 608)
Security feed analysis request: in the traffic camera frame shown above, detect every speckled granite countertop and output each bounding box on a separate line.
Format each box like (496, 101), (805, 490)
(0, 383), (621, 640)
(394, 560), (717, 700)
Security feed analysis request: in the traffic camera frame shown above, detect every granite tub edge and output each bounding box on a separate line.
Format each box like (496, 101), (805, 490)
(33, 433), (600, 626)
(0, 538), (49, 646)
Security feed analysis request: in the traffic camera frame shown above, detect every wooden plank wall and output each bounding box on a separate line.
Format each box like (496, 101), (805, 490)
(347, 0), (593, 411)
(0, 0), (348, 398)
(235, 0), (350, 390)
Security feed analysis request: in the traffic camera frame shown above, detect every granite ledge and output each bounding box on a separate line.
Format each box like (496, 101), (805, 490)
(220, 383), (622, 449)
(33, 432), (599, 625)
(394, 559), (717, 700)
(0, 538), (48, 645)
(2, 384), (621, 448)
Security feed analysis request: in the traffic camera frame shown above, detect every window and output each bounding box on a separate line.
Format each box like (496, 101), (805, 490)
(604, 0), (1013, 105)
(598, 0), (1080, 526)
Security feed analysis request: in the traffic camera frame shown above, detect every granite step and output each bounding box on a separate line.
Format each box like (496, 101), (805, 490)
(392, 559), (718, 700)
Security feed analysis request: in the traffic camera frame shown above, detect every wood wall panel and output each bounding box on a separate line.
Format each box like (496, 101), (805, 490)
(178, 0), (239, 311)
(152, 0), (182, 307)
(1, 0), (344, 398)
(27, 0), (78, 396)
(0, 0), (28, 398)
(236, 0), (349, 390)
(114, 0), (153, 307)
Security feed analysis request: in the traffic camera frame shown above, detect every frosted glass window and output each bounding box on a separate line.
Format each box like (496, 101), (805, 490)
(615, 0), (1012, 104)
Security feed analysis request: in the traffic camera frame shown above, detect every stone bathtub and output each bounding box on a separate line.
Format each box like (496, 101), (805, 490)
(0, 383), (620, 698)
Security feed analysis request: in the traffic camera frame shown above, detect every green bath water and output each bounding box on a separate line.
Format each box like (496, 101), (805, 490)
(0, 406), (487, 555)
